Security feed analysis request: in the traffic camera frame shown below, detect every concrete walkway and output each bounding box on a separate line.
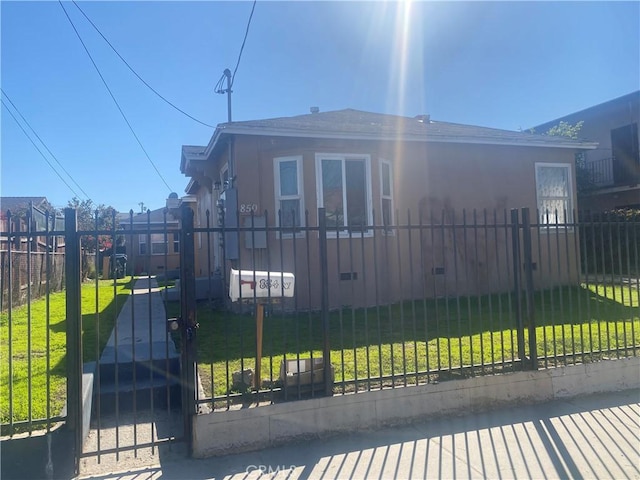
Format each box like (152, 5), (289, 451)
(81, 277), (183, 476)
(77, 388), (639, 480)
(99, 276), (178, 365)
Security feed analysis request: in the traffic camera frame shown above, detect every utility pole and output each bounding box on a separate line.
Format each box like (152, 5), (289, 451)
(223, 68), (232, 123)
(216, 68), (235, 184)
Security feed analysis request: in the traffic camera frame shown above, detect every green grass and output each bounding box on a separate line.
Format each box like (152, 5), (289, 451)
(192, 283), (639, 399)
(1, 277), (132, 429)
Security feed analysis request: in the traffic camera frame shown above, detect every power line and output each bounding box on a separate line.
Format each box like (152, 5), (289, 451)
(1, 98), (83, 200)
(58, 0), (174, 193)
(70, 0), (215, 129)
(231, 0), (257, 88)
(1, 88), (92, 201)
(214, 0), (257, 122)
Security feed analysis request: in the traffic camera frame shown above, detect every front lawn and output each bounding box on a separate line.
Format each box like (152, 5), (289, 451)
(0, 277), (132, 430)
(193, 283), (639, 399)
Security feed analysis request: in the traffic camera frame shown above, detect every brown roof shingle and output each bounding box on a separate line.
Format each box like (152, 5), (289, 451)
(216, 109), (597, 148)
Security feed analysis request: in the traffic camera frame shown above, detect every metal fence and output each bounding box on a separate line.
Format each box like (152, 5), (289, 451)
(1, 204), (638, 469)
(190, 207), (639, 410)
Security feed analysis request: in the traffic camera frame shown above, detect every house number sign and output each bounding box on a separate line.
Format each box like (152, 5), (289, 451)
(239, 203), (258, 214)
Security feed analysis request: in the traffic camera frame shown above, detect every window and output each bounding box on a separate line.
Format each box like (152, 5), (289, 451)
(535, 163), (573, 225)
(611, 123), (640, 184)
(274, 156), (304, 230)
(380, 160), (394, 230)
(139, 233), (174, 255)
(173, 232), (180, 253)
(315, 154), (372, 233)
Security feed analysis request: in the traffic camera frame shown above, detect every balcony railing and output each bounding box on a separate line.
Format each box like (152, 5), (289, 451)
(586, 155), (640, 189)
(586, 156), (614, 187)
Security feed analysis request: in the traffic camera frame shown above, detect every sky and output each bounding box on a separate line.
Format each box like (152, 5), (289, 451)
(1, 1), (639, 214)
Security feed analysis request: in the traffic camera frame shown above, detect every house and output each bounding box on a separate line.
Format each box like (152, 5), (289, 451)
(117, 207), (180, 277)
(179, 109), (597, 309)
(534, 91), (640, 211)
(0, 196), (63, 252)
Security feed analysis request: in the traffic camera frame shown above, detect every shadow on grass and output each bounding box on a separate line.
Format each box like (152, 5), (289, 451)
(48, 280), (134, 377)
(194, 284), (639, 365)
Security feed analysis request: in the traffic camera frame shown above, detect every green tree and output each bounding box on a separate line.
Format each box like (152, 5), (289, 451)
(545, 120), (583, 140)
(67, 197), (118, 253)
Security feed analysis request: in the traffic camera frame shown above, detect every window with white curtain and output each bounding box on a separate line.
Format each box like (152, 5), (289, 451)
(535, 163), (573, 225)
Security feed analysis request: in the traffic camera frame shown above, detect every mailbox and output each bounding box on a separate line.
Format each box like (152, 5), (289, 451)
(229, 269), (295, 302)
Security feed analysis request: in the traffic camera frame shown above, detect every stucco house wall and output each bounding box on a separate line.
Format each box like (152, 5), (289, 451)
(181, 109), (594, 310)
(119, 209), (180, 277)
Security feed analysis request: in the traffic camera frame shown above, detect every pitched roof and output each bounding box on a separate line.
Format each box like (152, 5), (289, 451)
(118, 207), (178, 225)
(182, 109), (598, 173)
(0, 196), (49, 213)
(217, 108), (597, 148)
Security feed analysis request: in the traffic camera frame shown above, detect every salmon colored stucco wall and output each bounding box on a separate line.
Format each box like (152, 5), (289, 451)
(204, 136), (582, 310)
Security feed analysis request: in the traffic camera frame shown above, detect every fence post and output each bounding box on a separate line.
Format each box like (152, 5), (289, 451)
(179, 203), (197, 455)
(64, 208), (82, 475)
(521, 208), (537, 369)
(318, 208), (332, 396)
(510, 209), (526, 368)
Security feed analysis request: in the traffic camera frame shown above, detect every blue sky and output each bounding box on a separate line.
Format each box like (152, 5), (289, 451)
(1, 1), (638, 213)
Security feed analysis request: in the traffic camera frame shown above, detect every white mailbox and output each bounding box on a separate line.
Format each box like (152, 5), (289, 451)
(229, 269), (295, 302)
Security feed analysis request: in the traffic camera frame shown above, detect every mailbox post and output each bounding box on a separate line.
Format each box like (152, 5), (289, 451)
(229, 269), (295, 389)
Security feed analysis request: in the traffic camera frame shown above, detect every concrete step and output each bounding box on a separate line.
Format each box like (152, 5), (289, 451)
(93, 377), (182, 416)
(96, 357), (181, 385)
(97, 342), (180, 384)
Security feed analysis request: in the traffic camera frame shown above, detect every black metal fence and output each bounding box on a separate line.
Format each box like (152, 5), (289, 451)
(1, 204), (638, 468)
(190, 207), (639, 410)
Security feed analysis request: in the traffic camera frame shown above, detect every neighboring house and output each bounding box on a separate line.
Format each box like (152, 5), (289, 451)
(118, 207), (180, 276)
(534, 91), (640, 211)
(179, 108), (597, 308)
(0, 196), (63, 252)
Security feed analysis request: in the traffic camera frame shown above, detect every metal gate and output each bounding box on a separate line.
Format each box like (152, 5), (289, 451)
(72, 206), (199, 474)
(57, 206), (195, 474)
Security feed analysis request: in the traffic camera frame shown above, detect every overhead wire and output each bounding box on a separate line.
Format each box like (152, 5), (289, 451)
(70, 0), (215, 129)
(58, 0), (174, 193)
(230, 0), (257, 88)
(1, 98), (84, 200)
(1, 88), (92, 201)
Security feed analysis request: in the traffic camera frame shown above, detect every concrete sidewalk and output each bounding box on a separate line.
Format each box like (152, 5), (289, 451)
(78, 388), (639, 480)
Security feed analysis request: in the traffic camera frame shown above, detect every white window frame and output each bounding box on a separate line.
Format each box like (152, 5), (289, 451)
(274, 155), (305, 238)
(534, 162), (574, 228)
(380, 159), (394, 233)
(315, 153), (373, 237)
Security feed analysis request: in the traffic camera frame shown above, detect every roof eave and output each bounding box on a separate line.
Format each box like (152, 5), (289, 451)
(181, 147), (208, 175)
(210, 126), (598, 149)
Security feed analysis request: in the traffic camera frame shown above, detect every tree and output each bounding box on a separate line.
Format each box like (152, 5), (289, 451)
(542, 120), (594, 195)
(545, 120), (583, 140)
(67, 197), (118, 253)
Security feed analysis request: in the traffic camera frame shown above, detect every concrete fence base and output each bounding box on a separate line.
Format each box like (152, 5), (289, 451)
(193, 357), (640, 458)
